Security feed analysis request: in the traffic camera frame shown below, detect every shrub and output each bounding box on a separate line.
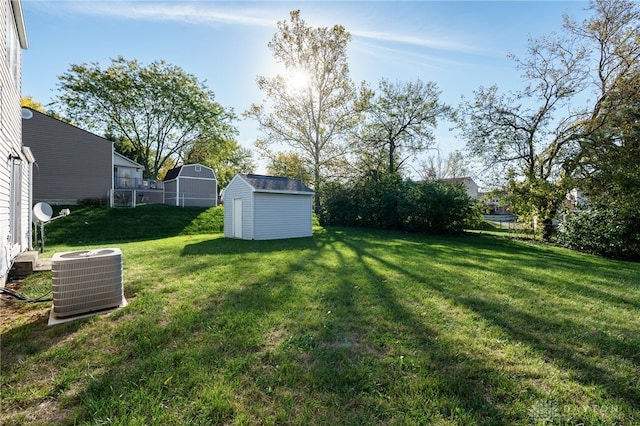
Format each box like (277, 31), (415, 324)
(321, 174), (482, 234)
(556, 207), (640, 260)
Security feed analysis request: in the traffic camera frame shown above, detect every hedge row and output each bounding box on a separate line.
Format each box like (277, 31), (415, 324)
(319, 174), (483, 234)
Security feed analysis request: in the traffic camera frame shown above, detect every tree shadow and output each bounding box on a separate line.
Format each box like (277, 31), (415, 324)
(181, 235), (320, 256)
(19, 227), (638, 424)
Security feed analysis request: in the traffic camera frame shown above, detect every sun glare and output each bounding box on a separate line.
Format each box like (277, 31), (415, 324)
(287, 68), (311, 93)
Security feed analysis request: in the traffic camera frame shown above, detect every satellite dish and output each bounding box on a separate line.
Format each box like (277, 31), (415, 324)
(21, 108), (33, 119)
(33, 202), (53, 223)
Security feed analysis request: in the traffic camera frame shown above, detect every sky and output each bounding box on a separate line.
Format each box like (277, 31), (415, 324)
(19, 0), (591, 179)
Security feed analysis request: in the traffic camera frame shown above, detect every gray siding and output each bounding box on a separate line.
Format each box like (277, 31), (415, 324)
(163, 164), (217, 207)
(253, 193), (313, 240)
(164, 180), (178, 206)
(178, 164), (215, 179)
(223, 175), (253, 239)
(22, 110), (113, 204)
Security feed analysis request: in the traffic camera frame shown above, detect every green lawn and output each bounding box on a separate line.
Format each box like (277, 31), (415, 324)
(2, 206), (639, 425)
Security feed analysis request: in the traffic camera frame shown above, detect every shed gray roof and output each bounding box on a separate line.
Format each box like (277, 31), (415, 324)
(240, 174), (314, 193)
(163, 166), (182, 181)
(163, 164), (215, 181)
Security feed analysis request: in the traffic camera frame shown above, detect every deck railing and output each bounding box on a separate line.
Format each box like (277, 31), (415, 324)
(114, 177), (163, 190)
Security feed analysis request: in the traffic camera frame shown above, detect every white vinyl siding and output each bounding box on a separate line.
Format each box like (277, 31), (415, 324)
(223, 175), (253, 239)
(1, 0), (28, 285)
(253, 193), (313, 240)
(223, 174), (314, 240)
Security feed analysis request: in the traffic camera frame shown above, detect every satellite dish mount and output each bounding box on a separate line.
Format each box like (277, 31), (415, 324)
(33, 202), (70, 253)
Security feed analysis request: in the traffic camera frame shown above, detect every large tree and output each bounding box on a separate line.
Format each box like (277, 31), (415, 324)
(417, 150), (470, 181)
(183, 138), (255, 189)
(55, 56), (237, 179)
(245, 10), (357, 206)
(456, 0), (640, 239)
(577, 70), (640, 208)
(266, 151), (313, 185)
(353, 78), (449, 176)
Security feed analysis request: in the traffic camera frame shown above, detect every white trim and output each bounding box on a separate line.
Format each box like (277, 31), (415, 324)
(11, 0), (28, 49)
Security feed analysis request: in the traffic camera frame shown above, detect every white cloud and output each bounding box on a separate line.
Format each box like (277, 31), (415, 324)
(30, 1), (279, 28)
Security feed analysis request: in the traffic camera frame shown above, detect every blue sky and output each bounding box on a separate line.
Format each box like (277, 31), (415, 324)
(20, 0), (590, 176)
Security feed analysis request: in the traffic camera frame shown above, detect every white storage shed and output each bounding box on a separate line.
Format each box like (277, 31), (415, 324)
(223, 174), (314, 240)
(163, 164), (217, 207)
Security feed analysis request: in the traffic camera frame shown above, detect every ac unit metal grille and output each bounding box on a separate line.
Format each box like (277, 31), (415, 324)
(52, 248), (123, 318)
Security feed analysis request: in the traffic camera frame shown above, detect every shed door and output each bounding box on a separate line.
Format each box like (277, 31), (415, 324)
(233, 198), (243, 238)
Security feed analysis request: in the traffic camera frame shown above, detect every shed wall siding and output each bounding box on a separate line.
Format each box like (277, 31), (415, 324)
(164, 180), (178, 206)
(163, 165), (217, 207)
(176, 177), (217, 207)
(253, 193), (313, 240)
(22, 111), (113, 204)
(223, 177), (253, 239)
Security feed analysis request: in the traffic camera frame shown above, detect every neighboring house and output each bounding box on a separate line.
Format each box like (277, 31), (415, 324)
(113, 151), (144, 189)
(23, 108), (113, 204)
(441, 177), (479, 199)
(163, 164), (217, 207)
(1, 0), (30, 286)
(223, 174), (314, 240)
(21, 108), (163, 206)
(112, 152), (163, 206)
(565, 188), (587, 211)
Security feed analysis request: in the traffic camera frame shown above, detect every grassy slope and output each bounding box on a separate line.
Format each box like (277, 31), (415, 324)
(1, 206), (639, 425)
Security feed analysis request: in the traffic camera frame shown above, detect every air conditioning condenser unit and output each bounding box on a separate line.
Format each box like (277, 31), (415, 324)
(51, 248), (124, 318)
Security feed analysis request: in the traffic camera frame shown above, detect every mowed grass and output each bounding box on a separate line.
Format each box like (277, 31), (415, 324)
(1, 206), (639, 425)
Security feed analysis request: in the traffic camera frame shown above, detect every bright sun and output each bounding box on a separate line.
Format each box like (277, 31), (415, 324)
(287, 68), (311, 93)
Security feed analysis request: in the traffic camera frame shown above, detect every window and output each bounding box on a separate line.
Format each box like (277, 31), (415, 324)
(6, 4), (20, 88)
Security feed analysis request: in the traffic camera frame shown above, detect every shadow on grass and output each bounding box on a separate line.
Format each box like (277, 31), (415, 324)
(181, 235), (319, 255)
(13, 227), (637, 424)
(332, 229), (640, 412)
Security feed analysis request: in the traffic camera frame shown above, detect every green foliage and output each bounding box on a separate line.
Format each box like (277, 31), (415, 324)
(55, 56), (237, 179)
(404, 180), (484, 233)
(184, 138), (255, 189)
(246, 10), (356, 205)
(456, 0), (640, 241)
(321, 173), (481, 234)
(79, 197), (107, 207)
(266, 151), (313, 186)
(557, 207), (640, 261)
(353, 78), (450, 175)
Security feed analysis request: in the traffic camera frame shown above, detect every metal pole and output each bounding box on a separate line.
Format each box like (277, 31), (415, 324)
(40, 221), (45, 253)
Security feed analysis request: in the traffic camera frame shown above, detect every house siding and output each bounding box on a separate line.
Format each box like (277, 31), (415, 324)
(22, 109), (113, 204)
(222, 175), (253, 239)
(253, 193), (313, 240)
(163, 164), (217, 207)
(1, 0), (28, 286)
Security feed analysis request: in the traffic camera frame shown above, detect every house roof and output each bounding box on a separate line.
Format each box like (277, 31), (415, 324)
(114, 151), (144, 169)
(239, 174), (314, 194)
